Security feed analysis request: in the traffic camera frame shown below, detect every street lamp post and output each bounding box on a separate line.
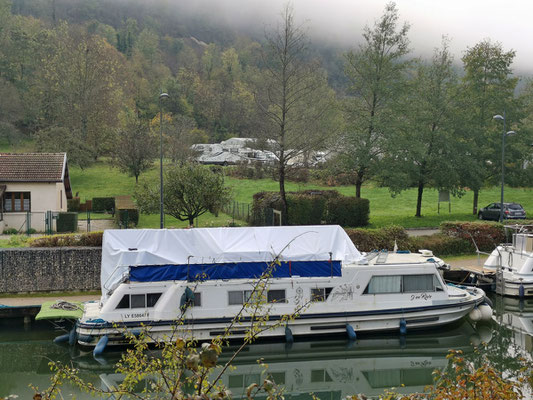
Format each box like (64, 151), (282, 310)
(159, 91), (169, 229)
(493, 112), (517, 223)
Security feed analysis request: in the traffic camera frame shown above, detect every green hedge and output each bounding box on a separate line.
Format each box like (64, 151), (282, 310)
(345, 225), (411, 252)
(325, 197), (369, 227)
(345, 225), (474, 256)
(251, 190), (345, 226)
(67, 197), (80, 212)
(115, 195), (139, 227)
(409, 234), (474, 256)
(439, 221), (505, 252)
(56, 212), (78, 233)
(29, 231), (103, 247)
(92, 197), (115, 213)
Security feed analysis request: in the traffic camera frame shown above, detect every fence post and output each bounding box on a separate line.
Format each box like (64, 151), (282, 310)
(26, 211), (31, 235)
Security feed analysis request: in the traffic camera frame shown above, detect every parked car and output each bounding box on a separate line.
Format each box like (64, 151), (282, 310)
(478, 202), (526, 221)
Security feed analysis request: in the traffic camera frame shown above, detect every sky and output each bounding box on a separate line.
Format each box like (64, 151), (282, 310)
(185, 0), (533, 74)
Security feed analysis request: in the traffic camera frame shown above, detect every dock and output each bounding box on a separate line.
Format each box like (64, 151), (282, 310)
(444, 256), (495, 289)
(0, 294), (100, 319)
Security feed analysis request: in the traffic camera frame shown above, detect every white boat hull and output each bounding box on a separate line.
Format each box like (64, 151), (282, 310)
(494, 278), (533, 297)
(76, 295), (484, 347)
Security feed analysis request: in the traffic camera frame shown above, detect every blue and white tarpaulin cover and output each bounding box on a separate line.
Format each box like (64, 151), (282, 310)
(100, 226), (365, 299)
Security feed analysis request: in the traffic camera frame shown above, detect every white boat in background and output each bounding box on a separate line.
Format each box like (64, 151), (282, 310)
(62, 226), (490, 354)
(484, 225), (533, 297)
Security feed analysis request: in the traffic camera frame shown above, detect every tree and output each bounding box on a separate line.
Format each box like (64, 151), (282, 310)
(37, 24), (127, 164)
(459, 39), (519, 214)
(0, 78), (24, 146)
(165, 114), (200, 163)
(380, 39), (462, 217)
(134, 163), (231, 226)
(255, 4), (337, 223)
(342, 2), (411, 198)
(113, 110), (157, 183)
(35, 126), (94, 168)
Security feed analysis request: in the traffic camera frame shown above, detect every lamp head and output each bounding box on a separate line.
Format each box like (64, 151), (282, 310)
(506, 130), (517, 136)
(493, 114), (504, 121)
(159, 92), (169, 100)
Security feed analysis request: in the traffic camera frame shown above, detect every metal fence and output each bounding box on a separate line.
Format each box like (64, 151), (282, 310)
(222, 201), (251, 223)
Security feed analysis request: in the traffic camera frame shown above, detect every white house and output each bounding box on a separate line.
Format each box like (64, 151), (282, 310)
(0, 153), (72, 232)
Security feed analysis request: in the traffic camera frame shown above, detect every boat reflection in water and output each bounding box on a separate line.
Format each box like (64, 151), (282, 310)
(493, 296), (533, 355)
(99, 321), (491, 399)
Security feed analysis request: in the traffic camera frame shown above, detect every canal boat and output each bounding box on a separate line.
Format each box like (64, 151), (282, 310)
(65, 226), (489, 352)
(483, 225), (533, 297)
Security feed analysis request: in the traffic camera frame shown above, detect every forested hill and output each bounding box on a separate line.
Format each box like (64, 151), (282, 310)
(2, 0), (533, 216)
(10, 0), (349, 88)
(12, 0), (243, 46)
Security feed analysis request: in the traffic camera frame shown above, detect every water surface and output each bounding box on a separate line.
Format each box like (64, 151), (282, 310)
(0, 296), (530, 399)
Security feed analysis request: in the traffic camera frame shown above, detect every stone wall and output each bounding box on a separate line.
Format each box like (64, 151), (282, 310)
(0, 247), (101, 294)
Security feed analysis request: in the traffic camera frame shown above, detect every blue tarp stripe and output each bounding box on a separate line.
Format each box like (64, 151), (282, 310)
(129, 260), (342, 282)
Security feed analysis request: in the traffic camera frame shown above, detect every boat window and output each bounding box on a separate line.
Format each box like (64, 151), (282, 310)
(228, 374), (262, 388)
(131, 294), (146, 308)
(311, 369), (333, 383)
(116, 294), (130, 309)
(267, 372), (286, 385)
(433, 275), (444, 291)
(147, 293), (162, 307)
(364, 276), (401, 294)
(228, 290), (253, 305)
(311, 287), (333, 301)
(192, 292), (201, 307)
(267, 289), (286, 303)
(116, 293), (163, 310)
(364, 274), (442, 294)
(403, 275), (434, 292)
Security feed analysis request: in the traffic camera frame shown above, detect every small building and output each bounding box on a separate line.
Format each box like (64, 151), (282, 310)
(192, 138), (278, 165)
(0, 153), (72, 232)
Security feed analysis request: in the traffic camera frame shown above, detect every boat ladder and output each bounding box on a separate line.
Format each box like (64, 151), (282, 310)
(376, 250), (389, 264)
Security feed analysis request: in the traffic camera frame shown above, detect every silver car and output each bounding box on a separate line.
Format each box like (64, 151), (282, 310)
(478, 202), (526, 221)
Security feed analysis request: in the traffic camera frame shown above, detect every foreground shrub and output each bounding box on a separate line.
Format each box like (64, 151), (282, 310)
(29, 231), (103, 247)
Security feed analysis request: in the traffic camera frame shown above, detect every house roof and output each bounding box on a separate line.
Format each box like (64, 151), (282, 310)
(0, 153), (72, 198)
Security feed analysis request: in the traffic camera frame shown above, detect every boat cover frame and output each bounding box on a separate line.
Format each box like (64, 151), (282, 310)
(101, 225), (365, 299)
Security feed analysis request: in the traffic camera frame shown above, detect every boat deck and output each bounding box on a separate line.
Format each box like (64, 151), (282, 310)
(453, 264), (496, 276)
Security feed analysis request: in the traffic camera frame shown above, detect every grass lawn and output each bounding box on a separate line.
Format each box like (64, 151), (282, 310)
(69, 161), (533, 229)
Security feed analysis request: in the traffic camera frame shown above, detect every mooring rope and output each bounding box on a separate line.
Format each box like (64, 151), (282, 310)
(50, 300), (82, 311)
